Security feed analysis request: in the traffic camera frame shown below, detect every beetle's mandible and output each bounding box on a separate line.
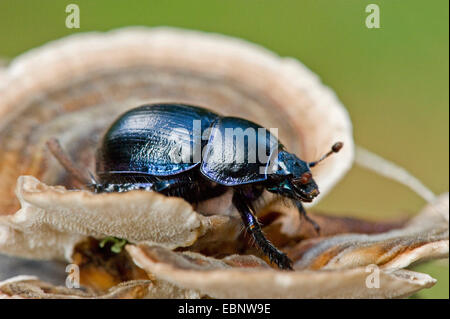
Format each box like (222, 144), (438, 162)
(71, 104), (343, 270)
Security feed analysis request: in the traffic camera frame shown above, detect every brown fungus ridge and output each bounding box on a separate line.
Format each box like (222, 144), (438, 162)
(0, 276), (201, 299)
(126, 244), (436, 299)
(0, 27), (353, 215)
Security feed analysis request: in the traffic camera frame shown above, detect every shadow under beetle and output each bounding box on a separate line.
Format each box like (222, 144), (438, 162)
(52, 103), (343, 270)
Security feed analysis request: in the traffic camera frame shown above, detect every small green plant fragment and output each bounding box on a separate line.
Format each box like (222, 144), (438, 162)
(99, 236), (128, 253)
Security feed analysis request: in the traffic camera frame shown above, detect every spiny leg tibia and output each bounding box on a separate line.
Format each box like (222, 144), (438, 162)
(233, 192), (293, 270)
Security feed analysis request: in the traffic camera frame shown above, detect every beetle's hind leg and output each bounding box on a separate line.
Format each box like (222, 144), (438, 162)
(232, 192), (293, 270)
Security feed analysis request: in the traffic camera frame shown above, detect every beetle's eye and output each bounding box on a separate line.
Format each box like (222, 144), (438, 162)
(299, 172), (312, 184)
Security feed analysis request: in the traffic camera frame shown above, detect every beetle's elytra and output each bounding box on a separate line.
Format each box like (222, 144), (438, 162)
(94, 103), (343, 270)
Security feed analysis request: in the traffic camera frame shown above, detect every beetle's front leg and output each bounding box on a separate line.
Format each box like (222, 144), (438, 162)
(294, 201), (321, 234)
(232, 192), (293, 270)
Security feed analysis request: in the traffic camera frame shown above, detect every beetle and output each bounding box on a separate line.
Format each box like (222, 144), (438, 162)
(87, 103), (343, 270)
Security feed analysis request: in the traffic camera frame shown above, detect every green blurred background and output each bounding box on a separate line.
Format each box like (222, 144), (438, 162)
(0, 0), (448, 298)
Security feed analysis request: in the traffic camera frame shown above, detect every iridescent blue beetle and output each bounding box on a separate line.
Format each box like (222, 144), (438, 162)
(92, 103), (342, 270)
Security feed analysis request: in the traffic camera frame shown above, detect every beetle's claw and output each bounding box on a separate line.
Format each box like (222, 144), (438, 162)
(269, 251), (293, 271)
(280, 255), (294, 271)
(256, 239), (294, 270)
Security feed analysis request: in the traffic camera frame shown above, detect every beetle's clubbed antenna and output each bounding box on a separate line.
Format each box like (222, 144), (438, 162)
(46, 137), (92, 186)
(309, 142), (343, 168)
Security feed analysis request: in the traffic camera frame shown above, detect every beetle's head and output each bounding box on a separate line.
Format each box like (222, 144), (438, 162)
(267, 151), (319, 202)
(266, 142), (343, 203)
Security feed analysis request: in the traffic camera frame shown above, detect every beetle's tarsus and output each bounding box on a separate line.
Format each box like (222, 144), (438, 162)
(274, 253), (294, 271)
(265, 246), (293, 270)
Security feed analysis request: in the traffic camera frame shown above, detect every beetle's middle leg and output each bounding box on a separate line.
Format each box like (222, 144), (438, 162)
(232, 191), (293, 270)
(294, 201), (321, 235)
(267, 186), (321, 234)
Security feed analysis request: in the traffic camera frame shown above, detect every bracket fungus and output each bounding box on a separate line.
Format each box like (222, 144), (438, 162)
(0, 27), (447, 299)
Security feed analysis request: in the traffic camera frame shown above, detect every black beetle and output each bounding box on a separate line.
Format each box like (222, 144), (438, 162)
(90, 103), (343, 270)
